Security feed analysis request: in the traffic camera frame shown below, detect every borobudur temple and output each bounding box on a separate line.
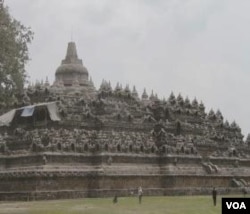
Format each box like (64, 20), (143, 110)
(0, 42), (249, 201)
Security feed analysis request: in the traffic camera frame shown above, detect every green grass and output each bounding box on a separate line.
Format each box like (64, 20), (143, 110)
(0, 195), (228, 214)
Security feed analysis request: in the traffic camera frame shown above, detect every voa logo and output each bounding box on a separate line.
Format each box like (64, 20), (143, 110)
(222, 198), (250, 214)
(226, 202), (246, 210)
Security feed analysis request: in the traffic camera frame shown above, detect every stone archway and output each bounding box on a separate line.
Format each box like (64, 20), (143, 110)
(129, 144), (133, 152)
(71, 143), (75, 152)
(176, 121), (181, 135)
(57, 143), (62, 151)
(84, 144), (88, 152)
(105, 144), (109, 152)
(117, 144), (121, 152)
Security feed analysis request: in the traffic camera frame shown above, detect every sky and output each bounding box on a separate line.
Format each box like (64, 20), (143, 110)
(4, 0), (250, 138)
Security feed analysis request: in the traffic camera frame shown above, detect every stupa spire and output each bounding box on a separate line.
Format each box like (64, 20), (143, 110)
(55, 42), (90, 88)
(62, 42), (82, 65)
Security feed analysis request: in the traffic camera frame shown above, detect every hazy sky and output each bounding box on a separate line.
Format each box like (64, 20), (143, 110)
(4, 0), (250, 137)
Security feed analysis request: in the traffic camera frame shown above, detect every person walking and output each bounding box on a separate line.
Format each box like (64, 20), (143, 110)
(242, 187), (247, 197)
(138, 186), (143, 204)
(212, 187), (217, 206)
(113, 194), (118, 204)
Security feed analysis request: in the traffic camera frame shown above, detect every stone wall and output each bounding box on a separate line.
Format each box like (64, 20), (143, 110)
(0, 153), (249, 200)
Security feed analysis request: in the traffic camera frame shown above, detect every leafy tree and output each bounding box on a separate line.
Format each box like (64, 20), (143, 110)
(0, 3), (33, 107)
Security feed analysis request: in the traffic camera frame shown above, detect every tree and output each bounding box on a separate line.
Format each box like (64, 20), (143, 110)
(0, 3), (33, 107)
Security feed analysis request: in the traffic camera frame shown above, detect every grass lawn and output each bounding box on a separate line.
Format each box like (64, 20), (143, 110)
(0, 195), (229, 214)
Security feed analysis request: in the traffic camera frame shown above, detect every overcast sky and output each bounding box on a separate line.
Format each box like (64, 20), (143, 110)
(4, 0), (250, 137)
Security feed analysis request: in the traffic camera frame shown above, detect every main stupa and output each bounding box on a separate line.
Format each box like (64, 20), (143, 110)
(52, 42), (96, 97)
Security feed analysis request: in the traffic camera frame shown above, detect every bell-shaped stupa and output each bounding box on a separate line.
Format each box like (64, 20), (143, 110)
(53, 42), (96, 97)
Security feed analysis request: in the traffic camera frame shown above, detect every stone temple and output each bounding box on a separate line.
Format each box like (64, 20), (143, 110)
(0, 42), (250, 200)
